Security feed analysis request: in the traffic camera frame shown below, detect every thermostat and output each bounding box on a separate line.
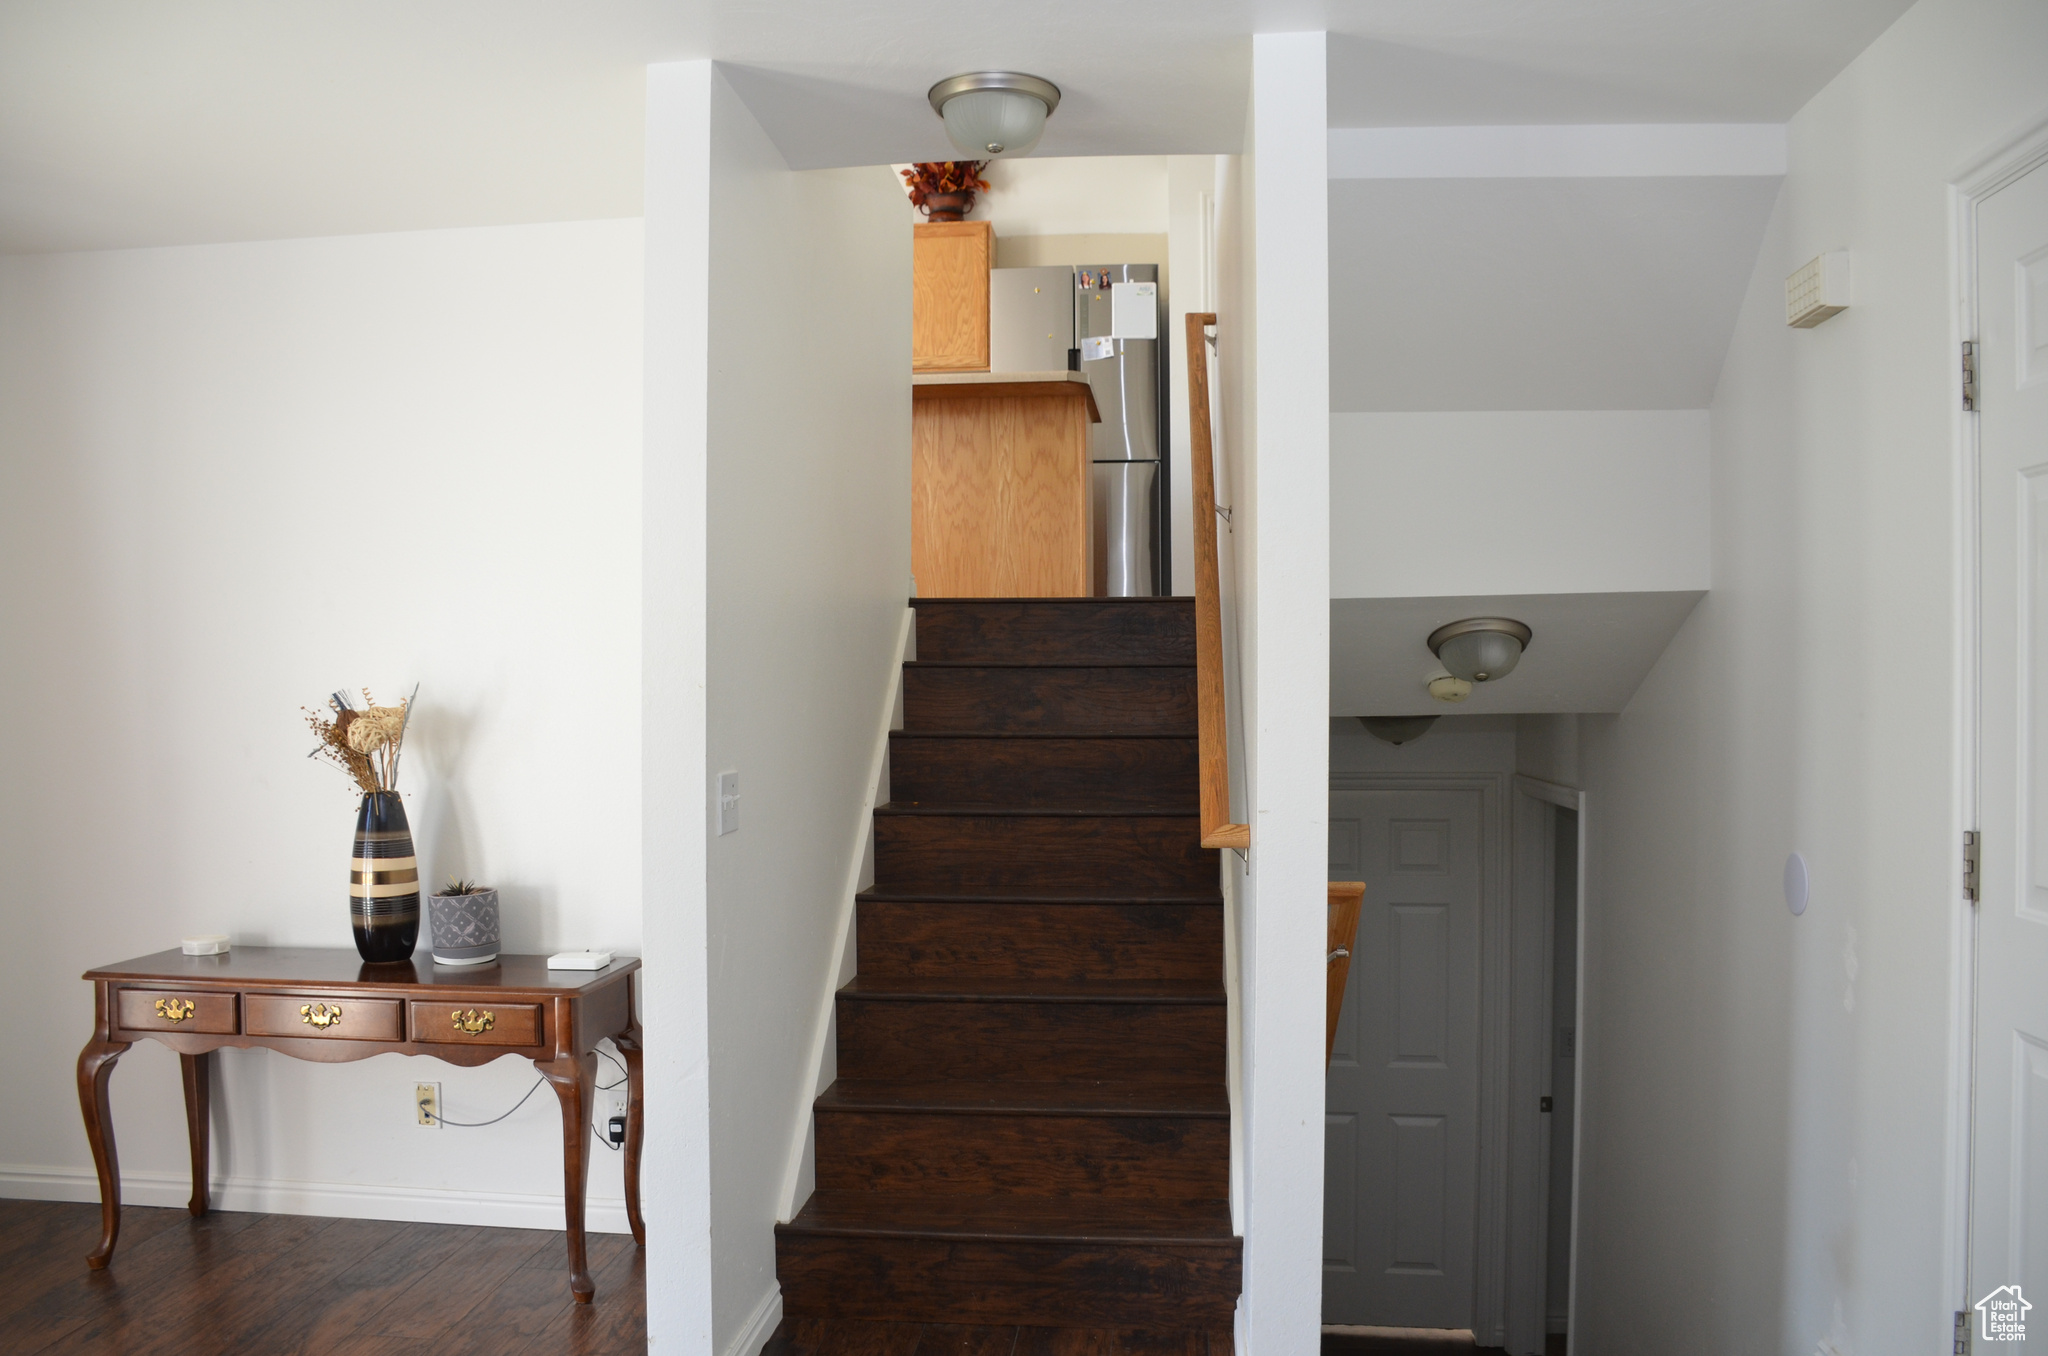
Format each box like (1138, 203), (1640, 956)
(1786, 252), (1850, 328)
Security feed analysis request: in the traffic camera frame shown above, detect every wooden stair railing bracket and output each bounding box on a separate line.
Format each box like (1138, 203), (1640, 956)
(1185, 312), (1249, 854)
(1326, 882), (1366, 1068)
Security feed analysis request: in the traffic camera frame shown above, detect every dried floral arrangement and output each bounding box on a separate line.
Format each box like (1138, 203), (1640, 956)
(900, 161), (990, 215)
(303, 686), (416, 795)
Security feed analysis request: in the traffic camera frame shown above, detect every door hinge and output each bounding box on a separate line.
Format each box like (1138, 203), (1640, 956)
(1964, 831), (1981, 903)
(1957, 1308), (1970, 1354)
(1963, 341), (1979, 411)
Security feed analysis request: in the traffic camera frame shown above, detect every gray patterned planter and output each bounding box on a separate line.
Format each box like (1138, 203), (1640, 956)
(427, 888), (500, 966)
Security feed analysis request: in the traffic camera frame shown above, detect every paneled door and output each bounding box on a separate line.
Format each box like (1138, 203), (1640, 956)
(1974, 154), (2048, 1326)
(1326, 788), (1484, 1328)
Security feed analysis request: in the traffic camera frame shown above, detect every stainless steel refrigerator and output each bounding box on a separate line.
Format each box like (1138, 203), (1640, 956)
(989, 263), (1168, 596)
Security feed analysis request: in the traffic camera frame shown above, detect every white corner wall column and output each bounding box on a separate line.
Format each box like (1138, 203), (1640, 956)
(1234, 30), (1330, 1356)
(643, 57), (913, 1356)
(642, 58), (718, 1356)
(1567, 2), (2048, 1352)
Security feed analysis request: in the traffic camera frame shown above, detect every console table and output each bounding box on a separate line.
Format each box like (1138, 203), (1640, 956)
(76, 947), (642, 1302)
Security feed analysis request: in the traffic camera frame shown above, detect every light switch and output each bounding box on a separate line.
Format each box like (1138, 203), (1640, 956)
(716, 770), (740, 835)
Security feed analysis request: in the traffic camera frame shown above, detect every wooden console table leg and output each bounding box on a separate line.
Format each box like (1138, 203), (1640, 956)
(614, 1020), (645, 1246)
(539, 1050), (600, 1302)
(76, 1033), (130, 1269)
(179, 1051), (212, 1216)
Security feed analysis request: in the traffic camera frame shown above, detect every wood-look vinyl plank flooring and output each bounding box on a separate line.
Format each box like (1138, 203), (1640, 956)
(1320, 1333), (1569, 1356)
(0, 1199), (643, 1355)
(762, 1320), (1232, 1356)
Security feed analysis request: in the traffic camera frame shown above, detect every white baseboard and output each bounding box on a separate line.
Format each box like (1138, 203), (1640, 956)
(725, 1283), (783, 1356)
(0, 1163), (633, 1234)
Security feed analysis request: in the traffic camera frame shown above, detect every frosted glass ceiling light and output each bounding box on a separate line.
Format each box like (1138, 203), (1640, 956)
(929, 73), (1061, 158)
(1428, 617), (1533, 684)
(1358, 716), (1439, 746)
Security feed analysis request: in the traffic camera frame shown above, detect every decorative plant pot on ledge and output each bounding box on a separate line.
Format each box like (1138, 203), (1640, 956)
(920, 190), (974, 222)
(427, 885), (501, 966)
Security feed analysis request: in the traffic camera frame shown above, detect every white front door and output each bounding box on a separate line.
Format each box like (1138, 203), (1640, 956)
(1973, 154), (2048, 1334)
(1325, 788), (1484, 1328)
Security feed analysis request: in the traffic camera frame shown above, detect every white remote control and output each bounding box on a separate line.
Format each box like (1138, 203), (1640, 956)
(547, 949), (614, 971)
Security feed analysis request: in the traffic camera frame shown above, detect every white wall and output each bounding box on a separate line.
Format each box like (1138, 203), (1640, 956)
(1515, 714), (1581, 788)
(643, 60), (912, 1356)
(1167, 155), (1219, 597)
(1220, 31), (1330, 1356)
(935, 155), (1169, 235)
(1330, 411), (1709, 599)
(0, 219), (644, 1226)
(1574, 1), (2048, 1353)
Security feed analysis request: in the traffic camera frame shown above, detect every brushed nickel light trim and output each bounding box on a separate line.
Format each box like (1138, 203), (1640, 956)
(927, 72), (1062, 117)
(1426, 617), (1533, 654)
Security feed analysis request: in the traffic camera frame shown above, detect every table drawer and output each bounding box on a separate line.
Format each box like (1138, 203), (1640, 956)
(116, 987), (239, 1035)
(410, 1001), (544, 1048)
(245, 993), (403, 1042)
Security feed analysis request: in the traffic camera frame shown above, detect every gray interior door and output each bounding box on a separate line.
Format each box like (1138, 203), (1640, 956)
(1326, 788), (1484, 1328)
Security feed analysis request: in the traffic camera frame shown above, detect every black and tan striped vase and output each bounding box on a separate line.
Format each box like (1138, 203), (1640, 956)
(350, 791), (420, 963)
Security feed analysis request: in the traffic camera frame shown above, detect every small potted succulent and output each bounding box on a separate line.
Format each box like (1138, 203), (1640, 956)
(901, 161), (991, 222)
(427, 879), (500, 966)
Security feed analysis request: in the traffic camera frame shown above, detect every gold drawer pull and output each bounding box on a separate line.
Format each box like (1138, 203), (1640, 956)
(300, 1002), (343, 1029)
(155, 998), (195, 1023)
(451, 1008), (495, 1037)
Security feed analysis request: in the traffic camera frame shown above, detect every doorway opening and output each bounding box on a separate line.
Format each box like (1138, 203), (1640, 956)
(1323, 717), (1584, 1356)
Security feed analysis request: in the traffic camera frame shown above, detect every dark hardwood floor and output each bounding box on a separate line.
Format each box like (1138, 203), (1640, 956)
(0, 1198), (643, 1355)
(1320, 1331), (1567, 1356)
(763, 1320), (1570, 1355)
(764, 1318), (1227, 1354)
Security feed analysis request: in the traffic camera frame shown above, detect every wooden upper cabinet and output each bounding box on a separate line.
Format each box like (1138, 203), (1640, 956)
(912, 221), (992, 372)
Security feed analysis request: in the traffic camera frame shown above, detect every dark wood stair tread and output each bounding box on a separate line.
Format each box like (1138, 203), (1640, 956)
(841, 976), (1225, 1005)
(912, 597), (1194, 605)
(876, 804), (1199, 818)
(891, 731), (1198, 739)
(783, 1192), (1235, 1246)
(816, 1079), (1229, 1118)
(858, 890), (1223, 905)
(906, 661), (1194, 669)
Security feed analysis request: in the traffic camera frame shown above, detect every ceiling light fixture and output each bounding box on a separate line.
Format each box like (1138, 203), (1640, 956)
(928, 72), (1061, 158)
(1427, 617), (1533, 685)
(1357, 715), (1439, 746)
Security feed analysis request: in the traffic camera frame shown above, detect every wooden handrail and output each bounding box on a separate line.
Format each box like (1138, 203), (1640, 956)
(1327, 882), (1366, 1067)
(1186, 312), (1250, 852)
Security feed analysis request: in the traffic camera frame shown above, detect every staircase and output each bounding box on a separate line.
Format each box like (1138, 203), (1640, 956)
(775, 597), (1242, 1328)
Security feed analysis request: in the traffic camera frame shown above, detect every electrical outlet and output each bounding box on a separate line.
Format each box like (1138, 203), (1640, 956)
(416, 1082), (441, 1128)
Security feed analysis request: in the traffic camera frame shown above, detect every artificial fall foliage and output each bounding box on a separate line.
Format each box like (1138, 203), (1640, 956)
(900, 161), (990, 215)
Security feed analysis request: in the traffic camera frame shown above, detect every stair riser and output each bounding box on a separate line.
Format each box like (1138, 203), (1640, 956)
(856, 901), (1222, 981)
(903, 667), (1195, 734)
(915, 601), (1196, 666)
(836, 998), (1225, 1083)
(873, 816), (1216, 894)
(890, 736), (1198, 809)
(814, 1112), (1229, 1200)
(777, 1233), (1239, 1326)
